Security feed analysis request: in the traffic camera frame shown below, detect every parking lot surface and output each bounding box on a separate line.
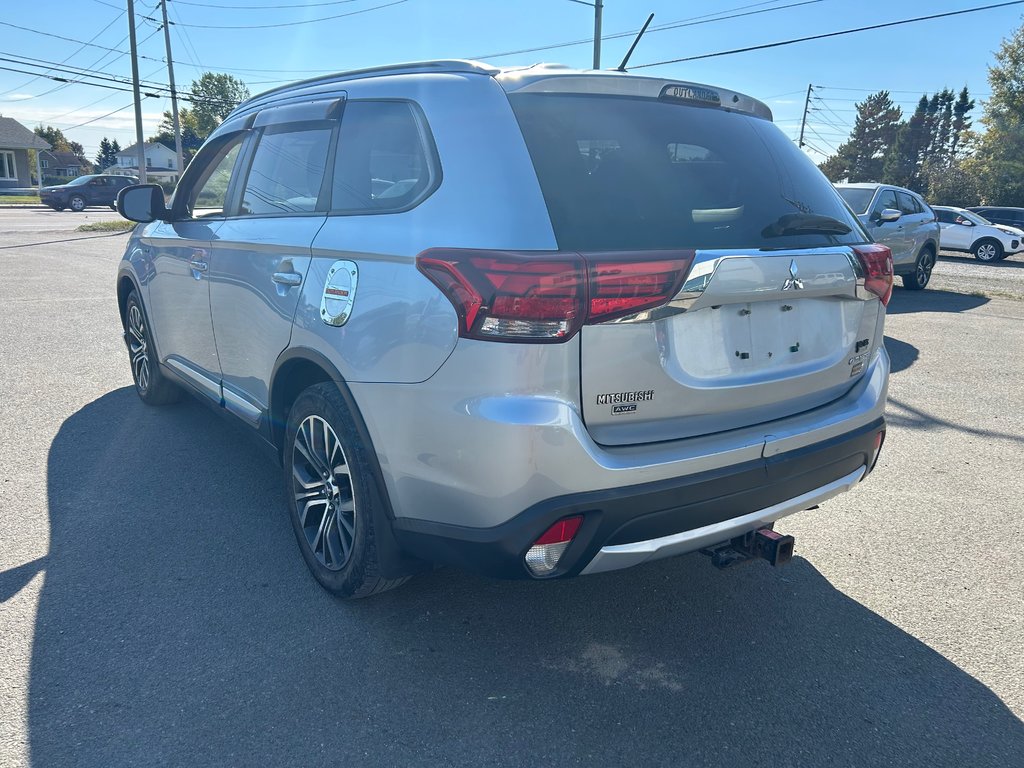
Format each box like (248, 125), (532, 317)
(0, 212), (1021, 767)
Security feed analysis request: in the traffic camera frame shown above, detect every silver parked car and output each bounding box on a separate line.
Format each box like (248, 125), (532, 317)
(116, 60), (891, 598)
(835, 183), (941, 290)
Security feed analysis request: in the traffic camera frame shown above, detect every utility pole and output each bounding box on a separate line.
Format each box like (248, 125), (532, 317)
(126, 0), (147, 184)
(569, 0), (604, 70)
(160, 0), (184, 180)
(798, 83), (813, 149)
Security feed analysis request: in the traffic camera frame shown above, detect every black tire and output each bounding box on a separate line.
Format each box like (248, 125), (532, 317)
(124, 290), (179, 405)
(971, 238), (1003, 263)
(68, 194), (86, 212)
(51, 203), (65, 212)
(902, 246), (935, 290)
(285, 382), (408, 599)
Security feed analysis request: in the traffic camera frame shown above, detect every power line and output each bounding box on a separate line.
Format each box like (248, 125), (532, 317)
(154, 0), (407, 29)
(469, 0), (820, 60)
(60, 101), (142, 132)
(0, 12), (125, 98)
(0, 57), (234, 107)
(170, 0), (364, 7)
(45, 63), (169, 123)
(632, 1), (1024, 69)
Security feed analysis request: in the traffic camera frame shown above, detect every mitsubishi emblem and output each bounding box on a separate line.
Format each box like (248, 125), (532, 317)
(782, 259), (804, 291)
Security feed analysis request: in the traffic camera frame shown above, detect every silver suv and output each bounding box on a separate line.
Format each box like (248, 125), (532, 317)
(835, 183), (941, 290)
(116, 61), (891, 598)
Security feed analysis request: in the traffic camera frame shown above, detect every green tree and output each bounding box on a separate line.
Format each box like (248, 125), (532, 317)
(924, 158), (980, 207)
(817, 91), (902, 182)
(34, 125), (88, 165)
(950, 86), (975, 159)
(882, 96), (929, 189)
(34, 124), (70, 152)
(96, 137), (118, 169)
(188, 73), (249, 138)
(973, 20), (1024, 205)
(148, 107), (203, 152)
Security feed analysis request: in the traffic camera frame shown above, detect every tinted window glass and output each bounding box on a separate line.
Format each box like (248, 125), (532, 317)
(837, 187), (874, 214)
(509, 93), (865, 251)
(935, 209), (955, 223)
(331, 101), (436, 213)
(897, 192), (919, 215)
(241, 125), (332, 215)
(187, 138), (244, 218)
(873, 189), (898, 216)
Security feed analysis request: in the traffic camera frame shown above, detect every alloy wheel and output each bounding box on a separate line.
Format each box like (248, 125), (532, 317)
(127, 303), (150, 393)
(70, 195), (86, 212)
(916, 251), (935, 287)
(976, 243), (998, 261)
(291, 415), (356, 571)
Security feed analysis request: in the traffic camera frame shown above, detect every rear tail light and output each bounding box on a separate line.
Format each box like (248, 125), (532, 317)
(417, 249), (695, 343)
(524, 515), (584, 576)
(853, 244), (894, 306)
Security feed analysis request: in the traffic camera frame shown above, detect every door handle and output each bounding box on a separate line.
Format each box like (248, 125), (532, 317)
(189, 259), (209, 272)
(272, 272), (302, 287)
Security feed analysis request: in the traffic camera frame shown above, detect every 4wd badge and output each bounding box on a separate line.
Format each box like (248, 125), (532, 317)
(321, 260), (358, 327)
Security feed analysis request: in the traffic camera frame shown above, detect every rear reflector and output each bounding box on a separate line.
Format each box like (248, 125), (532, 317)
(417, 249), (694, 343)
(524, 515), (583, 576)
(853, 244), (894, 306)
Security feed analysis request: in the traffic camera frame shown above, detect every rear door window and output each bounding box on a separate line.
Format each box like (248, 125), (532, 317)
(330, 100), (438, 213)
(897, 191), (920, 216)
(509, 92), (865, 251)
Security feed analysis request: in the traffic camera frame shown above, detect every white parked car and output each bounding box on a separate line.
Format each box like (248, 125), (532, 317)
(934, 206), (1023, 262)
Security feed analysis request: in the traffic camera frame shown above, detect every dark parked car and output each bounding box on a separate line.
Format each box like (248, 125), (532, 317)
(967, 206), (1024, 230)
(40, 174), (137, 212)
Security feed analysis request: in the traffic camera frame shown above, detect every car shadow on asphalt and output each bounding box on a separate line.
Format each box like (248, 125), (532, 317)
(27, 388), (1024, 767)
(883, 335), (918, 374)
(886, 287), (989, 315)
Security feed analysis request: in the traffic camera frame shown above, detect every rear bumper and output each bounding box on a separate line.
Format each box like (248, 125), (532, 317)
(391, 417), (885, 579)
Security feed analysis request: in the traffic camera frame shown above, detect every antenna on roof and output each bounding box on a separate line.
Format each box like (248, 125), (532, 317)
(616, 13), (655, 72)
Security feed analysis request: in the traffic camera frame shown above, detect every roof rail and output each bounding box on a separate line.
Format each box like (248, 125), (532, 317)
(234, 59), (499, 114)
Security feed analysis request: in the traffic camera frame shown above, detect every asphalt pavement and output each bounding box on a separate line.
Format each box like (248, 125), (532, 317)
(0, 210), (1021, 767)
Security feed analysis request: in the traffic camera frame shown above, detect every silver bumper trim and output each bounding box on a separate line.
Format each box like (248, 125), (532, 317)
(580, 466), (866, 575)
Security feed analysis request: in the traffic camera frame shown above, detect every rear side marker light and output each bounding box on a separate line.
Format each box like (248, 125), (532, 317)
(417, 249), (695, 343)
(525, 516), (583, 576)
(853, 244), (894, 306)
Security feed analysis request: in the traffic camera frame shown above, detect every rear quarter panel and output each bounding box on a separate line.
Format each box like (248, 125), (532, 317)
(287, 73), (559, 384)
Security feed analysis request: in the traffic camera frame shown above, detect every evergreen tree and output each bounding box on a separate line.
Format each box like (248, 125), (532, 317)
(882, 96), (928, 189)
(950, 86), (975, 160)
(817, 91), (901, 182)
(96, 137), (118, 169)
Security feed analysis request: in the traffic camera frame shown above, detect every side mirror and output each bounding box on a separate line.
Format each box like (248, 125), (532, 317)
(956, 217), (975, 227)
(117, 184), (169, 223)
(878, 208), (902, 223)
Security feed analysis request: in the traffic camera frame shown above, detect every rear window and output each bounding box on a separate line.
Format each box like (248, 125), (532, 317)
(837, 187), (874, 214)
(509, 93), (866, 251)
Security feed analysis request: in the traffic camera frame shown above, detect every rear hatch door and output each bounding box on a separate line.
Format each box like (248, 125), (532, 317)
(507, 79), (881, 446)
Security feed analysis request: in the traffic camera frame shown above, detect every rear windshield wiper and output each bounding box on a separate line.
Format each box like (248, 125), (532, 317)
(762, 213), (852, 238)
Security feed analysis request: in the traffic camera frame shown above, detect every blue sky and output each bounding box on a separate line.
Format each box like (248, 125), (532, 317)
(1, 0), (1022, 161)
